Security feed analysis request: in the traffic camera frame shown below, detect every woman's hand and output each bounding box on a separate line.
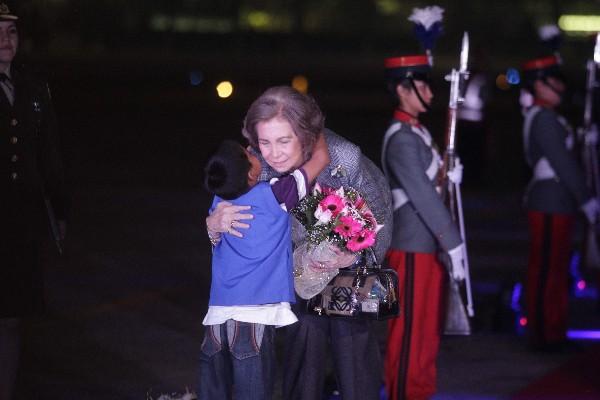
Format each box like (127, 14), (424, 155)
(329, 245), (359, 269)
(307, 242), (358, 270)
(206, 201), (253, 238)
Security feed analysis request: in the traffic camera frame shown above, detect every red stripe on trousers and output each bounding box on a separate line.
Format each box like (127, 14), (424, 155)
(526, 211), (573, 346)
(384, 250), (445, 400)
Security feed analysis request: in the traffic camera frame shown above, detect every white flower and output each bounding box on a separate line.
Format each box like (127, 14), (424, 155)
(314, 206), (333, 225)
(408, 5), (444, 30)
(149, 389), (197, 400)
(312, 182), (323, 196)
(331, 164), (347, 178)
(538, 24), (560, 41)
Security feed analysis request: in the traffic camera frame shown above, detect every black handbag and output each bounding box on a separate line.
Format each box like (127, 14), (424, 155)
(306, 249), (400, 320)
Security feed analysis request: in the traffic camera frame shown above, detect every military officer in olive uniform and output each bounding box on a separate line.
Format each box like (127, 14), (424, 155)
(521, 55), (598, 351)
(0, 4), (68, 398)
(381, 54), (466, 400)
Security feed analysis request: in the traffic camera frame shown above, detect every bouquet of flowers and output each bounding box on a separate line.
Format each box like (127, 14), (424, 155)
(292, 183), (383, 299)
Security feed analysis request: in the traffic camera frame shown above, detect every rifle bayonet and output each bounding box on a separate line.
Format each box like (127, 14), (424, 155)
(460, 32), (469, 74)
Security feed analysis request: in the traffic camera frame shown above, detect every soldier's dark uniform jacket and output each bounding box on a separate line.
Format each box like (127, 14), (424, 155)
(0, 63), (68, 318)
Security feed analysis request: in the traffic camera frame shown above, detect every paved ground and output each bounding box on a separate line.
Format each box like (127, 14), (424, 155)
(13, 186), (600, 400)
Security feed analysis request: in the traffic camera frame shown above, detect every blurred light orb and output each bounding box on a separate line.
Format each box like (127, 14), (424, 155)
(559, 15), (600, 33)
(375, 0), (401, 16)
(495, 74), (510, 90)
(216, 81), (234, 98)
(291, 75), (309, 94)
(577, 280), (586, 291)
(506, 68), (520, 85)
(519, 317), (527, 327)
(189, 70), (203, 86)
(247, 11), (271, 29)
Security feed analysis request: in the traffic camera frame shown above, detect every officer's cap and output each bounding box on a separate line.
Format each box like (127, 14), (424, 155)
(0, 3), (17, 21)
(521, 55), (564, 85)
(385, 54), (431, 82)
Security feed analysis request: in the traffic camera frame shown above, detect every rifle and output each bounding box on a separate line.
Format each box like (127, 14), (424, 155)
(580, 33), (600, 270)
(440, 32), (475, 327)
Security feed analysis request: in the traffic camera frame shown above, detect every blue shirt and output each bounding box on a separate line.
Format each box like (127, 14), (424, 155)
(209, 182), (296, 306)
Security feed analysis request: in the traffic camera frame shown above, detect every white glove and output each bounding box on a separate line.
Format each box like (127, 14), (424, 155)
(447, 244), (466, 282)
(585, 124), (599, 146)
(447, 158), (463, 185)
(581, 198), (600, 225)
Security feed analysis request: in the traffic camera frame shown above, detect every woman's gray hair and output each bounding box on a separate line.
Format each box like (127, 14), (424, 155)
(242, 86), (325, 161)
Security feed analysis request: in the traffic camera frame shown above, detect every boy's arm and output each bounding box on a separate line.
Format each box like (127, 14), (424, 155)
(302, 133), (330, 183)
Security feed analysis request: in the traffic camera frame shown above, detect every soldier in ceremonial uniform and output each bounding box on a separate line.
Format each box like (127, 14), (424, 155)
(521, 55), (598, 350)
(0, 3), (68, 398)
(381, 54), (465, 400)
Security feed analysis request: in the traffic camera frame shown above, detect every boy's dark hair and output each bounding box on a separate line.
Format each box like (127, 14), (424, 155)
(204, 140), (251, 200)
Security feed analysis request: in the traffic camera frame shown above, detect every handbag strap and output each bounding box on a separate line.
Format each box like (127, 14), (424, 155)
(360, 248), (380, 270)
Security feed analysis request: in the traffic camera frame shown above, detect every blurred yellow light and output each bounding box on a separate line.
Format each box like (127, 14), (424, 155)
(495, 74), (510, 91)
(291, 75), (309, 94)
(173, 17), (196, 32)
(375, 0), (401, 16)
(149, 15), (171, 32)
(559, 15), (600, 32)
(216, 81), (234, 98)
(247, 11), (271, 29)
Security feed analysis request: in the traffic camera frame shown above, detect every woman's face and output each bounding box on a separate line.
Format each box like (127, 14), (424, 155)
(535, 77), (565, 107)
(397, 80), (433, 115)
(256, 117), (304, 173)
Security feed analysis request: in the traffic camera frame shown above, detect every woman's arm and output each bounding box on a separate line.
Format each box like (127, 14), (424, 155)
(206, 201), (253, 242)
(302, 133), (330, 183)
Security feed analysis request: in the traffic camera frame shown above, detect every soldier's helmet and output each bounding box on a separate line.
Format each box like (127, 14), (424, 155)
(521, 55), (565, 89)
(384, 54), (431, 96)
(385, 54), (431, 82)
(0, 2), (18, 21)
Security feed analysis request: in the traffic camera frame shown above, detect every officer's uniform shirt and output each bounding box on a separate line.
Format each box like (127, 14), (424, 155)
(523, 103), (591, 214)
(382, 109), (462, 254)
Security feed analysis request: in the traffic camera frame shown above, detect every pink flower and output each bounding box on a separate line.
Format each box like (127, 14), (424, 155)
(353, 196), (366, 210)
(346, 229), (376, 252)
(362, 210), (376, 228)
(319, 194), (345, 217)
(334, 216), (363, 238)
(322, 185), (336, 195)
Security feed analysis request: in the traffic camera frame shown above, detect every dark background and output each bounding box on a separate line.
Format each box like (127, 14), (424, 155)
(9, 0), (600, 192)
(6, 1), (600, 398)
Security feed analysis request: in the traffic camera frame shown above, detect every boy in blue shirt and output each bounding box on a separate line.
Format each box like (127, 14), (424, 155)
(200, 135), (329, 400)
